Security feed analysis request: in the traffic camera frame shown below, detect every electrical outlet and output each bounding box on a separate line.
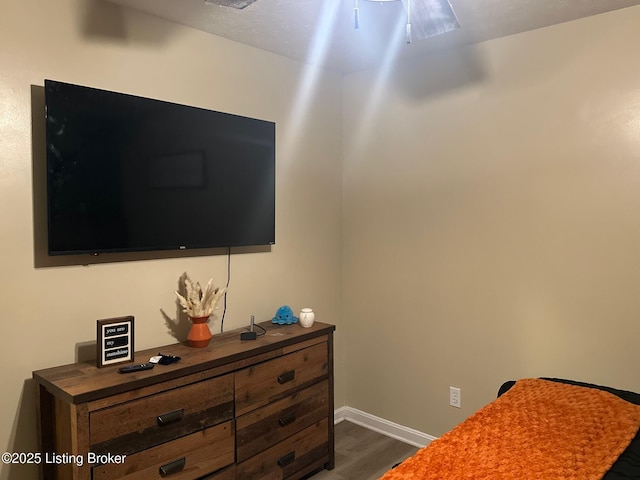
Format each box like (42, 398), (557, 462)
(449, 386), (461, 408)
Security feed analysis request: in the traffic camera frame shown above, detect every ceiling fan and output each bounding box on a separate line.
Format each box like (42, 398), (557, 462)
(204, 0), (459, 45)
(204, 0), (257, 9)
(355, 0), (460, 43)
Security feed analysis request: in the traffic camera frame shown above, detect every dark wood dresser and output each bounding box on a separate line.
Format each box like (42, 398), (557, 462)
(32, 321), (335, 480)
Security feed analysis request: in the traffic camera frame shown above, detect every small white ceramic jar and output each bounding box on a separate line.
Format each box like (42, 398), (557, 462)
(299, 308), (315, 328)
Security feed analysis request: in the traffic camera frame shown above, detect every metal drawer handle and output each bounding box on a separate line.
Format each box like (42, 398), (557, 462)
(277, 451), (296, 467)
(159, 457), (186, 477)
(278, 411), (297, 427)
(157, 409), (184, 426)
(277, 370), (295, 384)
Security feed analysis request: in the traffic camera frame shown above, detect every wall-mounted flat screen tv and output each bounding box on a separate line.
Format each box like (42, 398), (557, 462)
(45, 79), (275, 255)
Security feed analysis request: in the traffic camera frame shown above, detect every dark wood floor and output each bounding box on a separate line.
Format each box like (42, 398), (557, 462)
(310, 421), (419, 480)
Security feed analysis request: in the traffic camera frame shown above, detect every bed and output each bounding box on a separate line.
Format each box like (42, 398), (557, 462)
(380, 378), (640, 479)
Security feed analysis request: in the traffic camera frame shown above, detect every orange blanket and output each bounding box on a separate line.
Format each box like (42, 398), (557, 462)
(380, 379), (640, 480)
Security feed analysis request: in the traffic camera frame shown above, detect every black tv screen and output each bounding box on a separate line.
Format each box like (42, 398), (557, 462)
(45, 80), (275, 255)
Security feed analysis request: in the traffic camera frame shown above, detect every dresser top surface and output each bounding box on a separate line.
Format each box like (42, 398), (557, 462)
(33, 321), (334, 404)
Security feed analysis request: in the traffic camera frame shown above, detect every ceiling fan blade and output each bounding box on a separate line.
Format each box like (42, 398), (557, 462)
(204, 0), (258, 9)
(401, 0), (460, 40)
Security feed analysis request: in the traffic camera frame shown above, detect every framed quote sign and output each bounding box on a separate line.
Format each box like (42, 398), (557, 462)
(96, 316), (135, 368)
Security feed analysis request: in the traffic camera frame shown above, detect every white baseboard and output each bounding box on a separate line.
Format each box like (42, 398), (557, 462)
(334, 406), (436, 449)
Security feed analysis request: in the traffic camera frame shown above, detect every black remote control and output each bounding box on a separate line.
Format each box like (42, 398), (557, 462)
(119, 363), (155, 374)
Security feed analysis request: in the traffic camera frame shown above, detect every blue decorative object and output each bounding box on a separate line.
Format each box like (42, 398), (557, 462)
(271, 305), (298, 325)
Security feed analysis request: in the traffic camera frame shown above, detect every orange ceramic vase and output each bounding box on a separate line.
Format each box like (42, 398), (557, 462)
(187, 316), (212, 348)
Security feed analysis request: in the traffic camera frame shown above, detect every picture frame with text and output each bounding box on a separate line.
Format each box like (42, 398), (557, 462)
(96, 316), (135, 368)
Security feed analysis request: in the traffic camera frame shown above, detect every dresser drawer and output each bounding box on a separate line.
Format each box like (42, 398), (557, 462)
(90, 374), (234, 455)
(237, 420), (328, 480)
(93, 421), (234, 480)
(235, 342), (328, 416)
(236, 380), (329, 462)
(200, 464), (236, 480)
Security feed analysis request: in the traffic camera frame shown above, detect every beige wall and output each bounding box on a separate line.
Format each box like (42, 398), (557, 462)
(343, 6), (640, 437)
(0, 2), (343, 478)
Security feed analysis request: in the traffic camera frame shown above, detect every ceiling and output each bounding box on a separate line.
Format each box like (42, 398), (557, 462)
(103, 0), (640, 73)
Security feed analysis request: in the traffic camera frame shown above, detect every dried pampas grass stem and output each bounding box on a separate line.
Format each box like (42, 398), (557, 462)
(175, 274), (226, 318)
